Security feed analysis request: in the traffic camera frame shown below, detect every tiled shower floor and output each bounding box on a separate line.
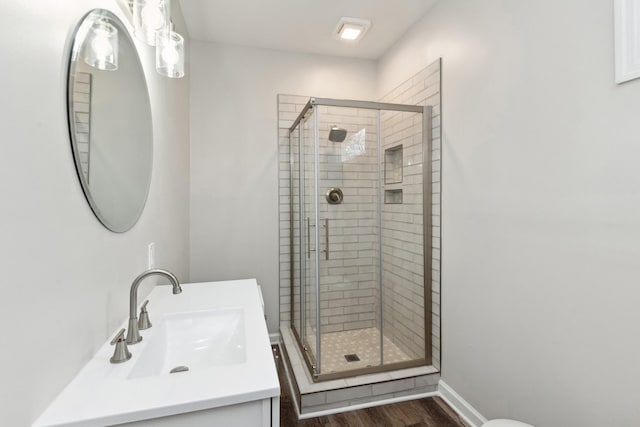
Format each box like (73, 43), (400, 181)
(306, 327), (412, 374)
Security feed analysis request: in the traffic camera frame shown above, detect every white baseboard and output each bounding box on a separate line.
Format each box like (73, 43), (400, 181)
(438, 380), (488, 427)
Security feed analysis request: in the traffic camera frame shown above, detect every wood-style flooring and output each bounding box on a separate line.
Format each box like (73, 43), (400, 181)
(274, 345), (467, 427)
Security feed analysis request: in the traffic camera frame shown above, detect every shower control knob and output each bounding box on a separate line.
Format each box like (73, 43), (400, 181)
(326, 188), (343, 205)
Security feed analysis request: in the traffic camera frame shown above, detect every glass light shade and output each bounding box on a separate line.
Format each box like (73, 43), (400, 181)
(156, 30), (184, 78)
(84, 18), (118, 71)
(133, 0), (170, 46)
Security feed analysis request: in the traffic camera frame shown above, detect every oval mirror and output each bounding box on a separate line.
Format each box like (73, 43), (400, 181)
(67, 9), (153, 232)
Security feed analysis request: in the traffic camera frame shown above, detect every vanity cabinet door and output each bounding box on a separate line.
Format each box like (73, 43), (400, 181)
(120, 398), (278, 426)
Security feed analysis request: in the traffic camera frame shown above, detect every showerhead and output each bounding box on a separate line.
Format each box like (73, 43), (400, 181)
(328, 126), (347, 142)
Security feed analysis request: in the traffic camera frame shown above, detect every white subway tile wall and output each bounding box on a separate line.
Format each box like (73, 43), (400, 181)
(379, 59), (442, 368)
(278, 58), (442, 374)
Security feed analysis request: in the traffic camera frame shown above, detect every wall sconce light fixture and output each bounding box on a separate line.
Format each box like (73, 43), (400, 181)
(84, 18), (119, 71)
(132, 0), (185, 78)
(156, 25), (184, 78)
(132, 0), (170, 46)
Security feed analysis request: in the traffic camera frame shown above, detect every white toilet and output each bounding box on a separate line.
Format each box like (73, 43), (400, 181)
(483, 420), (534, 427)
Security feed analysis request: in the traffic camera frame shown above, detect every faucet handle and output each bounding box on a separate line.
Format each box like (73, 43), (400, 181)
(138, 300), (152, 330)
(110, 328), (126, 345)
(110, 328), (132, 363)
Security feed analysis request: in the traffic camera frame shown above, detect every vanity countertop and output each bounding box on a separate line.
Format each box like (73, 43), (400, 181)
(33, 279), (279, 427)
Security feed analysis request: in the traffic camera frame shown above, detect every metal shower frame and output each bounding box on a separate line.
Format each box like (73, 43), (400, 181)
(288, 97), (433, 382)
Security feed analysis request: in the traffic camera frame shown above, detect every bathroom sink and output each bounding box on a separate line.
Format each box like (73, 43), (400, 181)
(33, 279), (279, 427)
(128, 308), (246, 379)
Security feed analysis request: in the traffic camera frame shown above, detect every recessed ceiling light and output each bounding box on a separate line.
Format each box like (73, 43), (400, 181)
(335, 17), (371, 42)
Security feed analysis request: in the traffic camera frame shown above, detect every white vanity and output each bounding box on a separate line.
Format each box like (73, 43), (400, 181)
(33, 279), (280, 426)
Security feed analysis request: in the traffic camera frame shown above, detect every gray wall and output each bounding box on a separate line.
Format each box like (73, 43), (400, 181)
(0, 1), (190, 425)
(378, 1), (640, 426)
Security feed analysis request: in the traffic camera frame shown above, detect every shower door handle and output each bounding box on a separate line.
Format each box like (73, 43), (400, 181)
(306, 218), (326, 259)
(323, 218), (329, 260)
(306, 218), (317, 259)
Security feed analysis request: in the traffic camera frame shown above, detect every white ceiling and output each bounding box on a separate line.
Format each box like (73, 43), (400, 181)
(178, 0), (438, 59)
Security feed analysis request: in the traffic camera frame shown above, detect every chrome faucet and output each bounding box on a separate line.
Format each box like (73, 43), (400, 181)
(126, 268), (182, 344)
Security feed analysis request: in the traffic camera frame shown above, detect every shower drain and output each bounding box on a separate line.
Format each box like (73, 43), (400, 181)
(344, 354), (360, 362)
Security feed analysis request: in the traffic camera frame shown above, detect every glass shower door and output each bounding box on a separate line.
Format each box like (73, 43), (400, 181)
(289, 98), (431, 381)
(315, 106), (382, 376)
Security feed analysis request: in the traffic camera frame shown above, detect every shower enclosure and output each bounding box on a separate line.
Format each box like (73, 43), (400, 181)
(289, 97), (432, 381)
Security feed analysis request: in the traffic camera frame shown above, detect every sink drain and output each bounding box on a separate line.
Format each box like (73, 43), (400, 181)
(169, 366), (189, 374)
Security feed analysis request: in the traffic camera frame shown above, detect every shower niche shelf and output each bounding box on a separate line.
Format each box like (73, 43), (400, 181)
(384, 144), (403, 184)
(384, 189), (403, 204)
